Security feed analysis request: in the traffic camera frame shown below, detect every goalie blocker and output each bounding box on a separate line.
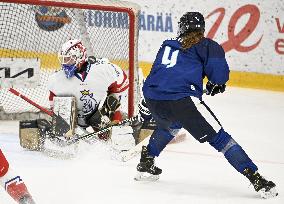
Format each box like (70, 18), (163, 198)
(19, 96), (77, 150)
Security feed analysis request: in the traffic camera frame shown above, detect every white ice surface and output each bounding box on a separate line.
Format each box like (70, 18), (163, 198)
(0, 87), (283, 204)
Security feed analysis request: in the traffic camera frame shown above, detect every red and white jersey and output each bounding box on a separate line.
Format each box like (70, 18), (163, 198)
(48, 58), (129, 116)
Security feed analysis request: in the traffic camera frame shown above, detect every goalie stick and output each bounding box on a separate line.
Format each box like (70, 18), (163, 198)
(8, 88), (54, 115)
(46, 114), (142, 146)
(6, 87), (143, 144)
(45, 115), (151, 162)
(42, 115), (150, 162)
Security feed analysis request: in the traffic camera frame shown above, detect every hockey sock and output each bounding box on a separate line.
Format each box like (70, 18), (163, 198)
(0, 149), (9, 177)
(209, 129), (258, 173)
(0, 168), (35, 203)
(147, 128), (175, 157)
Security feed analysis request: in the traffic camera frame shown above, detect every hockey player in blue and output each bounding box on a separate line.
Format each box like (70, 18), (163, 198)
(135, 12), (278, 199)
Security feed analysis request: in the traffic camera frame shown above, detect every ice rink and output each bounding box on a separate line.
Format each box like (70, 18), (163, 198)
(0, 87), (283, 204)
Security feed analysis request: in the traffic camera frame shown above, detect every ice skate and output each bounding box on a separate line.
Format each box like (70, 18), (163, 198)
(134, 146), (162, 181)
(243, 168), (278, 199)
(18, 195), (36, 204)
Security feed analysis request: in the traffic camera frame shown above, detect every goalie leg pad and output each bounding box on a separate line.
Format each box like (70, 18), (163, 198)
(139, 129), (154, 143)
(19, 120), (45, 151)
(111, 126), (135, 151)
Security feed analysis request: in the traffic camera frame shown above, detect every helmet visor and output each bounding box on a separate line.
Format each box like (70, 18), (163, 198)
(58, 53), (76, 65)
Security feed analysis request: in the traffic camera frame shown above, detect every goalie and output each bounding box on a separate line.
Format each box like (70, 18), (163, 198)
(51, 39), (136, 150)
(20, 39), (135, 152)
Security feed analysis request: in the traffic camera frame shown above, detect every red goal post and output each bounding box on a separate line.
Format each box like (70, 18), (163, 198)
(0, 0), (141, 120)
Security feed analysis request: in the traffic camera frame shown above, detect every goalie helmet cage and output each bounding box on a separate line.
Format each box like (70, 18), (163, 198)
(0, 0), (141, 120)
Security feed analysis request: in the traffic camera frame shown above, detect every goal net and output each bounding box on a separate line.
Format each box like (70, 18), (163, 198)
(0, 0), (141, 120)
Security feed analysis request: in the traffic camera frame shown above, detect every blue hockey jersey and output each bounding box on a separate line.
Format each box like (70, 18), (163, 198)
(143, 38), (230, 100)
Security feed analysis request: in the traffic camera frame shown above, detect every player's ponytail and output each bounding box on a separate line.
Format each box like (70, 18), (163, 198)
(179, 31), (204, 50)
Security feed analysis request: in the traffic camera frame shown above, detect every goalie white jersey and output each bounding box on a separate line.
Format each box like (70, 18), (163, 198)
(48, 58), (129, 117)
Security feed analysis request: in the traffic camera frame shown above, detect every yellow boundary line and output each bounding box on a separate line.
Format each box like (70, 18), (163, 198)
(1, 48), (283, 92)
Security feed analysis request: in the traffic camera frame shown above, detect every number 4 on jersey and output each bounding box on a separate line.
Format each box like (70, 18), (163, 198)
(161, 46), (179, 68)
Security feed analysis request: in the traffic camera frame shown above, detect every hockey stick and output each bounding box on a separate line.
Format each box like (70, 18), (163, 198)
(8, 88), (73, 136)
(51, 114), (142, 146)
(48, 116), (149, 163)
(8, 88), (54, 116)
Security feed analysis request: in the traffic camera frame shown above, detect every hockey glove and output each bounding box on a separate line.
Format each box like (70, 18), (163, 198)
(88, 110), (111, 129)
(206, 81), (226, 96)
(138, 99), (152, 121)
(86, 94), (121, 140)
(103, 94), (121, 118)
(87, 94), (121, 126)
(87, 109), (111, 140)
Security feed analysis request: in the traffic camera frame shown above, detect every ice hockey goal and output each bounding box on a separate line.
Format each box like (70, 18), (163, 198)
(0, 0), (141, 120)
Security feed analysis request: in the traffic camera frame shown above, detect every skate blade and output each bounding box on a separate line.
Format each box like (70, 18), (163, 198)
(19, 195), (36, 204)
(260, 187), (278, 199)
(134, 172), (159, 181)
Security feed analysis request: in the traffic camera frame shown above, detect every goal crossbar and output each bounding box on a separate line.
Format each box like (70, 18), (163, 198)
(0, 0), (141, 119)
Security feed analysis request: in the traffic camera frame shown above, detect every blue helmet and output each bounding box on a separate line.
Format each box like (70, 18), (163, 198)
(58, 39), (87, 78)
(177, 12), (205, 37)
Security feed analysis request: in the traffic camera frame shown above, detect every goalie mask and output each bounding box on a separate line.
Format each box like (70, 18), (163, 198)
(58, 39), (87, 78)
(177, 12), (205, 37)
